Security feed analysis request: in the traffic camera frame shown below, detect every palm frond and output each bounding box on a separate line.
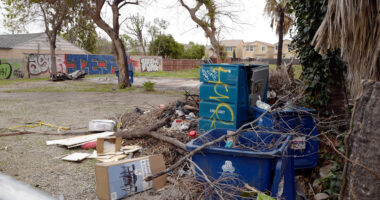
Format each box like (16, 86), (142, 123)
(313, 0), (380, 98)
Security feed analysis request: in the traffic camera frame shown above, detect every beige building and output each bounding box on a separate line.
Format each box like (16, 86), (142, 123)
(243, 41), (275, 59)
(0, 33), (88, 59)
(274, 39), (296, 59)
(0, 33), (89, 79)
(220, 40), (244, 58)
(205, 39), (295, 60)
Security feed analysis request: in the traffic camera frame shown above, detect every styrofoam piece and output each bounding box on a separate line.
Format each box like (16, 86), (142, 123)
(88, 120), (116, 132)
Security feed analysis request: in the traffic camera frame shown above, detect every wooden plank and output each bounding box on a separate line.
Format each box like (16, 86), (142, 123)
(46, 132), (114, 146)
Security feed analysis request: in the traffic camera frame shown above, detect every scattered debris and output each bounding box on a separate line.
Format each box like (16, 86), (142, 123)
(81, 141), (97, 149)
(61, 153), (91, 162)
(315, 192), (329, 200)
(67, 70), (86, 80)
(319, 164), (334, 178)
(188, 130), (197, 138)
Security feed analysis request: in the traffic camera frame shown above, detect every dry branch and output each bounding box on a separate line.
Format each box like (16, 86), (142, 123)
(114, 117), (187, 151)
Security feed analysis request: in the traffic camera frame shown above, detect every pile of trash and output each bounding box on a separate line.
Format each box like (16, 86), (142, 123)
(50, 70), (86, 81)
(113, 93), (200, 164)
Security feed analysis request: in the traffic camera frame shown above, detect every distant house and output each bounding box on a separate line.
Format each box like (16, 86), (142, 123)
(274, 39), (296, 59)
(243, 41), (274, 59)
(0, 33), (88, 59)
(220, 40), (244, 58)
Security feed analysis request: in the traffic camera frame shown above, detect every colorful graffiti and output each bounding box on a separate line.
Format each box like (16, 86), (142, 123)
(27, 54), (140, 77)
(207, 66), (234, 129)
(66, 54), (118, 74)
(140, 57), (160, 72)
(0, 59), (24, 79)
(0, 61), (12, 79)
(28, 54), (67, 75)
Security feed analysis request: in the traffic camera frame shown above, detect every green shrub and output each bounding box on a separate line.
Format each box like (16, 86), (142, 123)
(143, 81), (155, 91)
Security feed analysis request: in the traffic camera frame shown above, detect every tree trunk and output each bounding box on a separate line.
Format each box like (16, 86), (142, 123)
(113, 37), (130, 88)
(49, 38), (57, 76)
(341, 81), (380, 199)
(277, 10), (284, 69)
(137, 32), (146, 55)
(210, 38), (223, 62)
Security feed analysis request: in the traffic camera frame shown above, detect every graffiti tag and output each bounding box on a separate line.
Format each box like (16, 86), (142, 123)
(0, 62), (12, 79)
(208, 66), (235, 129)
(141, 58), (160, 72)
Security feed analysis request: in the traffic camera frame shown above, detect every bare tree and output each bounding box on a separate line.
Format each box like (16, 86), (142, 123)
(178, 0), (226, 61)
(125, 14), (146, 55)
(39, 0), (71, 79)
(84, 0), (138, 88)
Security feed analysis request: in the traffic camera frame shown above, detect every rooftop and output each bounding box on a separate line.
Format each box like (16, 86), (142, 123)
(0, 33), (44, 49)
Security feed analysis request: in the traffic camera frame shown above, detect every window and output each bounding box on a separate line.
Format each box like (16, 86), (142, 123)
(225, 47), (233, 52)
(262, 46), (266, 51)
(245, 45), (254, 51)
(287, 44), (291, 51)
(275, 45), (278, 50)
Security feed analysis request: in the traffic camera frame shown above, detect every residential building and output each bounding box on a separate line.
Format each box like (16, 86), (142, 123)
(274, 39), (297, 59)
(220, 40), (244, 58)
(243, 41), (275, 59)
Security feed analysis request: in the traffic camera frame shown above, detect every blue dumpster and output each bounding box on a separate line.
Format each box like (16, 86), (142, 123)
(186, 129), (295, 199)
(252, 106), (319, 169)
(198, 64), (269, 133)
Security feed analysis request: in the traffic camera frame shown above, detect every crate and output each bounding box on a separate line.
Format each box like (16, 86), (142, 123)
(252, 106), (319, 169)
(186, 129), (295, 199)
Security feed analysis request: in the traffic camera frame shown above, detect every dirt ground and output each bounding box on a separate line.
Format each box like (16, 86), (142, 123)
(0, 80), (183, 199)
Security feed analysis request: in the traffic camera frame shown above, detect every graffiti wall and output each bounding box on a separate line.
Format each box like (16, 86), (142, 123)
(1, 54), (162, 79)
(28, 54), (67, 76)
(130, 56), (162, 73)
(26, 54), (148, 78)
(0, 58), (25, 79)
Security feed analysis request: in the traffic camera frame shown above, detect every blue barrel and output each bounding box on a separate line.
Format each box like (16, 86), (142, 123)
(186, 129), (295, 199)
(252, 106), (319, 169)
(115, 69), (133, 85)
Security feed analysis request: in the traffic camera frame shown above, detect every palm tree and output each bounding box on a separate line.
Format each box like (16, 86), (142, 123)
(313, 1), (380, 199)
(264, 0), (293, 69)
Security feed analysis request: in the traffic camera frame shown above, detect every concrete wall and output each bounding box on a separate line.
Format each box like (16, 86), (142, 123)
(163, 59), (203, 71)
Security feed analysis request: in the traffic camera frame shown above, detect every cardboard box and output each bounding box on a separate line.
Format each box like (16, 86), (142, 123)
(95, 154), (167, 200)
(97, 137), (122, 155)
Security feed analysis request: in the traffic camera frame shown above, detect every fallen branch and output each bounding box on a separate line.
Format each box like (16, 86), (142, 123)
(0, 131), (34, 137)
(114, 117), (186, 151)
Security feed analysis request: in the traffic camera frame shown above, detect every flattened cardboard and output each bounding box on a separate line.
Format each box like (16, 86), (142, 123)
(97, 136), (122, 155)
(95, 154), (166, 200)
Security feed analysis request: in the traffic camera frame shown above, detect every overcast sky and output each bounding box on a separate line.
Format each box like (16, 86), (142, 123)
(0, 0), (291, 45)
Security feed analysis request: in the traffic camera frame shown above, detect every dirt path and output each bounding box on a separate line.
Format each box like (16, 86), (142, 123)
(0, 91), (181, 199)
